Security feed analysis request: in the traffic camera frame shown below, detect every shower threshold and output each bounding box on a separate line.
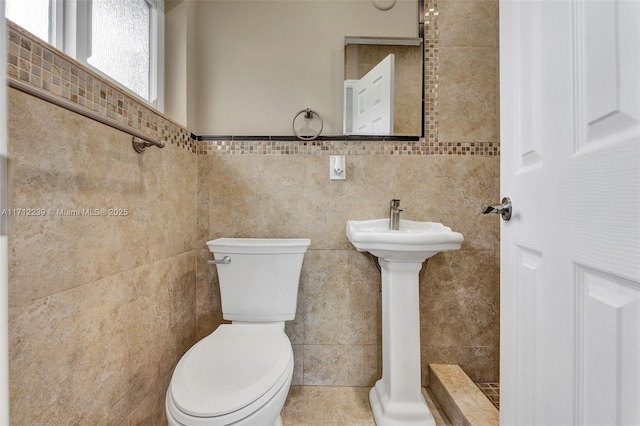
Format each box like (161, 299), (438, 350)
(428, 364), (499, 426)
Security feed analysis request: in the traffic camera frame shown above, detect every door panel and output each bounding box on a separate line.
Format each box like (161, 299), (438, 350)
(500, 0), (640, 425)
(352, 53), (394, 135)
(576, 266), (640, 425)
(513, 0), (544, 172)
(514, 246), (543, 426)
(578, 0), (640, 150)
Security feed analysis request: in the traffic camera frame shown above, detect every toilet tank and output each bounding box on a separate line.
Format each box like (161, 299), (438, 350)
(206, 238), (310, 322)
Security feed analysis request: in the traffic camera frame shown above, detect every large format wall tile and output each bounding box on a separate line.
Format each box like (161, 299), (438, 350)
(142, 138), (199, 259)
(438, 0), (499, 48)
(9, 271), (131, 424)
(8, 247), (200, 424)
(170, 251), (198, 359)
(303, 344), (379, 386)
(282, 386), (376, 425)
(196, 247), (225, 340)
(438, 47), (499, 143)
(421, 251), (498, 347)
(302, 249), (380, 346)
(200, 154), (308, 240)
(126, 261), (172, 408)
(197, 153), (500, 387)
(7, 88), (198, 423)
(8, 90), (145, 307)
(9, 249), (199, 424)
(8, 89), (198, 309)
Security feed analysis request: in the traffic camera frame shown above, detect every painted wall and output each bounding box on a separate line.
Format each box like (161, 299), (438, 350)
(164, 0), (198, 130)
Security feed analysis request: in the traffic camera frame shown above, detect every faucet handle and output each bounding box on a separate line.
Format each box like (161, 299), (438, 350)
(390, 199), (405, 211)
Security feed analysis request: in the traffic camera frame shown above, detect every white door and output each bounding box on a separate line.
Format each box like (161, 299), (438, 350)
(352, 53), (394, 135)
(500, 0), (640, 425)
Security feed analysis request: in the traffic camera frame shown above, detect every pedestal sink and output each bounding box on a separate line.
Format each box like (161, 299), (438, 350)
(346, 219), (464, 426)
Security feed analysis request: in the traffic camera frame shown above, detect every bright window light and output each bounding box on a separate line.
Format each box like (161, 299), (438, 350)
(88, 0), (151, 101)
(5, 0), (50, 43)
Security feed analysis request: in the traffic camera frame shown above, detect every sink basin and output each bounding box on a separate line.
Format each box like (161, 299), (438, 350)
(346, 218), (464, 261)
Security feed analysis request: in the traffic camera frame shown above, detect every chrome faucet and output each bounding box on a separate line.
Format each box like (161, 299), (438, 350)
(389, 199), (405, 230)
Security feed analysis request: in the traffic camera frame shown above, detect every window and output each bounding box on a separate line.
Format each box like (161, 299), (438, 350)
(4, 0), (163, 108)
(5, 0), (50, 43)
(88, 0), (153, 102)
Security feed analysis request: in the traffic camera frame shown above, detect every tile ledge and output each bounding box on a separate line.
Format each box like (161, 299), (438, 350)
(428, 364), (499, 426)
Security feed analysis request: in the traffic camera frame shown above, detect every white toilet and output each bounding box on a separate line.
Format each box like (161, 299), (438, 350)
(166, 238), (310, 426)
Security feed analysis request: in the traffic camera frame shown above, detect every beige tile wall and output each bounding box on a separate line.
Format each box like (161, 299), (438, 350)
(422, 0), (500, 382)
(437, 0), (500, 143)
(196, 154), (500, 386)
(7, 88), (198, 424)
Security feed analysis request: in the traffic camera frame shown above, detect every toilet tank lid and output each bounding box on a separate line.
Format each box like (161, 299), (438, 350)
(169, 324), (292, 417)
(206, 238), (311, 254)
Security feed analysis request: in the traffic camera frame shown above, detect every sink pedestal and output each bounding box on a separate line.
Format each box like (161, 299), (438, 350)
(369, 259), (435, 426)
(345, 218), (463, 425)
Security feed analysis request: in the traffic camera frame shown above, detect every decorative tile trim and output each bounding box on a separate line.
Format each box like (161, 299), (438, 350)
(7, 15), (499, 157)
(6, 21), (196, 152)
(198, 140), (499, 156)
(424, 0), (439, 145)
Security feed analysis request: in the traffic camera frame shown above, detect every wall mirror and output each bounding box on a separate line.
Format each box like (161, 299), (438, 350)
(169, 0), (422, 137)
(343, 37), (423, 136)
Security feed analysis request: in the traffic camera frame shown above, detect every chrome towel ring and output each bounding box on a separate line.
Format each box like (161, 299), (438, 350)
(292, 108), (323, 140)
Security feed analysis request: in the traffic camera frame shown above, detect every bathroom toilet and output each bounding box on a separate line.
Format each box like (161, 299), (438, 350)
(166, 238), (310, 426)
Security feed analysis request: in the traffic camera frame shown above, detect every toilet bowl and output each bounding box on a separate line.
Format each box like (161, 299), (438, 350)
(166, 238), (310, 426)
(166, 324), (293, 426)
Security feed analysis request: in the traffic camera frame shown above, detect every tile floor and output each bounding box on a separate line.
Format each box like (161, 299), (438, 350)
(281, 386), (451, 425)
(476, 382), (500, 410)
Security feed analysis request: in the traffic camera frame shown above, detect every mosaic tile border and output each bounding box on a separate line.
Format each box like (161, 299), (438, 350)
(6, 22), (196, 152)
(424, 0), (439, 145)
(198, 140), (499, 156)
(7, 14), (499, 157)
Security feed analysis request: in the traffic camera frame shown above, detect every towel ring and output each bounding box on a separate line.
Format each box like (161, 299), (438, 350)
(292, 108), (323, 140)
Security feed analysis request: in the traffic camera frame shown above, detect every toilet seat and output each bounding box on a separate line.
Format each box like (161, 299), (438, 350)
(168, 324), (292, 424)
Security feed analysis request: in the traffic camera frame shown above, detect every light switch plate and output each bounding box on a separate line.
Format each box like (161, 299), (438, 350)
(330, 155), (346, 180)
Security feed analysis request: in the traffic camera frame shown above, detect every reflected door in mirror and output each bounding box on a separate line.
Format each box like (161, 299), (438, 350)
(345, 54), (395, 135)
(344, 38), (422, 136)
